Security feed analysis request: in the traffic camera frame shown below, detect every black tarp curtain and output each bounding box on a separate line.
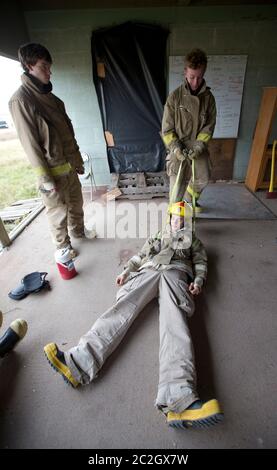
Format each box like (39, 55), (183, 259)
(91, 22), (169, 174)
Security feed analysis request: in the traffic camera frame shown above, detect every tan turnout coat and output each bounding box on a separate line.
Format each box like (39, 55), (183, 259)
(9, 74), (83, 189)
(161, 80), (217, 154)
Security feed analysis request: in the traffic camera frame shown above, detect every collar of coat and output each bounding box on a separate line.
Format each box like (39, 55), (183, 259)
(183, 79), (210, 96)
(150, 225), (192, 265)
(161, 223), (192, 249)
(22, 72), (53, 94)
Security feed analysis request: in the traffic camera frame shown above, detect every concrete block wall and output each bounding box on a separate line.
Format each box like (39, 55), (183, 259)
(24, 5), (277, 186)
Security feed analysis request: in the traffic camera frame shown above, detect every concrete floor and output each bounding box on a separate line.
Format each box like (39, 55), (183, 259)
(0, 188), (277, 449)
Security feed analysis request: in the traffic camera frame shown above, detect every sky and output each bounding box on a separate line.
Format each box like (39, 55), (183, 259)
(0, 56), (22, 122)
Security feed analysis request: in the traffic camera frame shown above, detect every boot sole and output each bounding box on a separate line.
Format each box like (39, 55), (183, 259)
(167, 399), (224, 429)
(168, 412), (224, 429)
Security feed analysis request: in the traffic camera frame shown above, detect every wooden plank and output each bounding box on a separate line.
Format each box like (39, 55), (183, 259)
(0, 215), (31, 221)
(119, 179), (136, 187)
(0, 216), (26, 222)
(145, 172), (167, 178)
(120, 193), (168, 200)
(120, 173), (139, 178)
(0, 208), (36, 219)
(11, 198), (41, 205)
(10, 203), (41, 210)
(0, 199), (43, 220)
(0, 208), (32, 215)
(146, 177), (166, 185)
(0, 217), (11, 247)
(9, 203), (45, 243)
(136, 173), (146, 188)
(111, 173), (120, 189)
(245, 87), (277, 191)
(2, 200), (41, 209)
(122, 186), (168, 195)
(101, 187), (123, 202)
(104, 131), (115, 147)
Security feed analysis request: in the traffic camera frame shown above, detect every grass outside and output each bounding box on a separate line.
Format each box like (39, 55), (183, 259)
(0, 132), (37, 210)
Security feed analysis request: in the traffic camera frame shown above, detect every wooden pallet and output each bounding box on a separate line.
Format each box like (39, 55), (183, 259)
(111, 172), (169, 200)
(0, 198), (43, 222)
(0, 198), (44, 249)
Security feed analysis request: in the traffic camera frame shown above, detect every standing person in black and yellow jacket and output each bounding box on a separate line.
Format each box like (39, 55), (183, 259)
(9, 43), (95, 256)
(162, 49), (216, 212)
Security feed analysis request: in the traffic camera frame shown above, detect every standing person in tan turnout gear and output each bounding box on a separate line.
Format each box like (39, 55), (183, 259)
(44, 201), (223, 430)
(9, 43), (96, 257)
(162, 48), (216, 212)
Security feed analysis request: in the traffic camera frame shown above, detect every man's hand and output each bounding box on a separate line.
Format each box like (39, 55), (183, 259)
(40, 181), (57, 193)
(116, 273), (127, 286)
(188, 149), (196, 161)
(189, 140), (207, 160)
(76, 166), (85, 175)
(189, 282), (201, 295)
(174, 147), (188, 162)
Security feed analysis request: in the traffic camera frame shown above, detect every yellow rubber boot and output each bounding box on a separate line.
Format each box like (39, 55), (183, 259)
(44, 343), (79, 388)
(167, 399), (223, 429)
(0, 319), (28, 357)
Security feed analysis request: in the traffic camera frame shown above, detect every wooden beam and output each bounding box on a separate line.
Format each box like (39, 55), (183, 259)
(245, 87), (277, 191)
(0, 217), (11, 248)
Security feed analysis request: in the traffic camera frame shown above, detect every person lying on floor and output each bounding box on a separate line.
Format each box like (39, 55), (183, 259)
(44, 201), (223, 429)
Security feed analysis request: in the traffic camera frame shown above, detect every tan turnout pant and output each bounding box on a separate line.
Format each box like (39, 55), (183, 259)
(40, 171), (84, 249)
(167, 153), (210, 202)
(65, 268), (199, 413)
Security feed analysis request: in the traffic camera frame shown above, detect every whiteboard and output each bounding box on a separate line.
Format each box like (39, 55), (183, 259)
(168, 55), (248, 138)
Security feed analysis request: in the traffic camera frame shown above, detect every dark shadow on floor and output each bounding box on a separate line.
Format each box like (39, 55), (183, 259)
(0, 352), (23, 445)
(189, 248), (219, 401)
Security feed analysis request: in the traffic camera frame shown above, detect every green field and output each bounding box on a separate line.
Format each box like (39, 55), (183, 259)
(0, 133), (37, 210)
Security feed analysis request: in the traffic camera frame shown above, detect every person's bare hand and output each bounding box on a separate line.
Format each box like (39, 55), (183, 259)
(189, 282), (201, 295)
(116, 274), (127, 286)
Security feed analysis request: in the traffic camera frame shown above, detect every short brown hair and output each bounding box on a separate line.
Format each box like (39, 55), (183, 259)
(18, 43), (52, 72)
(185, 48), (207, 71)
